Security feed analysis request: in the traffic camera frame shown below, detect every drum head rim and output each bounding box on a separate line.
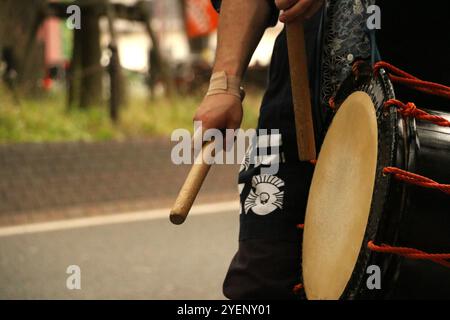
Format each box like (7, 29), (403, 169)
(302, 71), (401, 300)
(303, 91), (378, 300)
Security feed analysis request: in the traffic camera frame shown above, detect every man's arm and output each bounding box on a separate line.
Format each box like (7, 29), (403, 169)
(193, 0), (274, 137)
(208, 0), (325, 77)
(194, 0), (324, 136)
(212, 0), (274, 77)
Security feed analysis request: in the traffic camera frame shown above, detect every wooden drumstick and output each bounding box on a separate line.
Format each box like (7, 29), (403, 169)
(170, 141), (214, 225)
(286, 18), (316, 161)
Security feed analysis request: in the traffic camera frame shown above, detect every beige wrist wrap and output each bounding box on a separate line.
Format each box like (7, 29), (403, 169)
(206, 71), (243, 99)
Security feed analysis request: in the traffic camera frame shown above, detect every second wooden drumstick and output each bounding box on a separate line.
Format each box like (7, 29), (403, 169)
(286, 18), (316, 161)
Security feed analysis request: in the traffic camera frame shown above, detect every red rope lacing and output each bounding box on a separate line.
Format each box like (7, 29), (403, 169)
(374, 61), (450, 100)
(293, 224), (305, 294)
(296, 62), (450, 294)
(370, 61), (450, 267)
(352, 60), (365, 77)
(384, 167), (450, 195)
(384, 99), (450, 127)
(368, 241), (450, 268)
(293, 283), (304, 295)
(328, 96), (336, 110)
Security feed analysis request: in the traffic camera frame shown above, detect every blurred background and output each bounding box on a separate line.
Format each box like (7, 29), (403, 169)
(0, 0), (281, 299)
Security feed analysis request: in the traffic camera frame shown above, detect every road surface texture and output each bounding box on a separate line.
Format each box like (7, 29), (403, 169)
(0, 204), (238, 299)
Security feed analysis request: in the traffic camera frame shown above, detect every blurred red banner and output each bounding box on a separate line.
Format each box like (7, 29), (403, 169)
(185, 0), (219, 38)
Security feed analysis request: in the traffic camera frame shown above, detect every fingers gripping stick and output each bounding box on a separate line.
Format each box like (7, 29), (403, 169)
(286, 18), (316, 161)
(171, 72), (244, 225)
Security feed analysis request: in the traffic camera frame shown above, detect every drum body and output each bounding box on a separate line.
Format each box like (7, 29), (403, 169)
(386, 107), (450, 299)
(303, 0), (450, 300)
(303, 66), (450, 300)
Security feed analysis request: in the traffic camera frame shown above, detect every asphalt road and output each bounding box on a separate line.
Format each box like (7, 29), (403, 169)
(0, 208), (238, 299)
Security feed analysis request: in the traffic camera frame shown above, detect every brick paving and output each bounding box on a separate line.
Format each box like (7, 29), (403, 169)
(0, 140), (240, 226)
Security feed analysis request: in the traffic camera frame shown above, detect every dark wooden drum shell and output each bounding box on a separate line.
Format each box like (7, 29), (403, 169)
(308, 0), (450, 299)
(313, 70), (450, 300)
(387, 110), (450, 299)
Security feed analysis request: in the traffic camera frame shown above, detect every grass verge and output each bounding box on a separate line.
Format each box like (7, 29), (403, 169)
(0, 87), (263, 144)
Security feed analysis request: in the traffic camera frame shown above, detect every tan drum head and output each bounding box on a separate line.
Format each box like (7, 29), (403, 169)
(302, 91), (378, 300)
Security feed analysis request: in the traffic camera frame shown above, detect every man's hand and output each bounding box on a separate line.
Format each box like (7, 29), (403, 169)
(193, 94), (243, 147)
(191, 0), (272, 149)
(277, 0), (324, 23)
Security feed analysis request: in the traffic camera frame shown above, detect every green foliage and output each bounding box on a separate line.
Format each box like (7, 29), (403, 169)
(0, 88), (262, 144)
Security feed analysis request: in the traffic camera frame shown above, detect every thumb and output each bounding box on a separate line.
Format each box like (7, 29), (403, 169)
(224, 118), (241, 152)
(191, 120), (204, 155)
